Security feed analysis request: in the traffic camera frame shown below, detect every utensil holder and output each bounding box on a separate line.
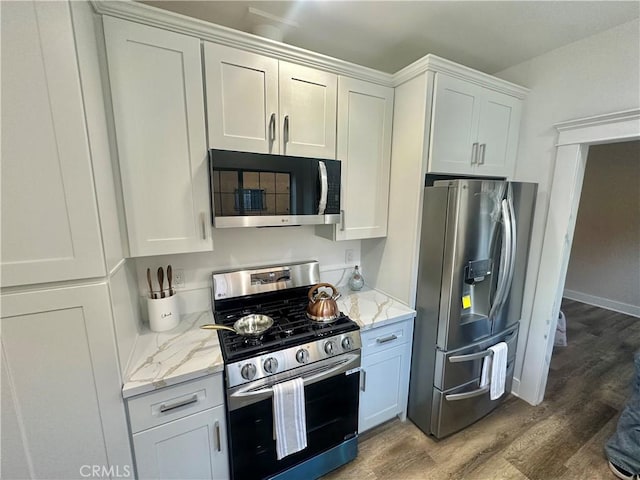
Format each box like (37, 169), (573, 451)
(147, 292), (180, 332)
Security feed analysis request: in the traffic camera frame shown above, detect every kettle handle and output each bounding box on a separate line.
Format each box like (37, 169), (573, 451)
(307, 282), (338, 302)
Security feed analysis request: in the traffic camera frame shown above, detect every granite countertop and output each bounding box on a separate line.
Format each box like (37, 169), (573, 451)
(122, 288), (415, 399)
(337, 287), (416, 331)
(122, 310), (224, 399)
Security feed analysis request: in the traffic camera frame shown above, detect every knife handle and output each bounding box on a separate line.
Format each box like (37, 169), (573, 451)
(157, 267), (165, 298)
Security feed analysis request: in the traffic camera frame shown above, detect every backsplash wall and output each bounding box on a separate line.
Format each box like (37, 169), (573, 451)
(134, 226), (361, 317)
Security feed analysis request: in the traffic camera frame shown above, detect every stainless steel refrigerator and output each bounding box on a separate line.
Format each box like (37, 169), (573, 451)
(408, 179), (537, 438)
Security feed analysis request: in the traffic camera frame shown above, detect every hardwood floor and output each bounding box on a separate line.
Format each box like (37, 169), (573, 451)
(323, 299), (639, 480)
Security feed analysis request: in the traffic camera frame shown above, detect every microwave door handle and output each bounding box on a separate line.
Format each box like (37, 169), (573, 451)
(318, 161), (328, 214)
(489, 199), (512, 320)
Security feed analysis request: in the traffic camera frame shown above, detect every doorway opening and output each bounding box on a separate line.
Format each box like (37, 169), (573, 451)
(518, 109), (640, 405)
(563, 141), (640, 316)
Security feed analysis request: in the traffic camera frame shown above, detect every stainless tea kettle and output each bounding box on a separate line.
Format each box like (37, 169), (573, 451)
(306, 283), (342, 323)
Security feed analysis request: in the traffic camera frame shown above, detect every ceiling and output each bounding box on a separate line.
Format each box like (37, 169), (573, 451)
(140, 1), (640, 74)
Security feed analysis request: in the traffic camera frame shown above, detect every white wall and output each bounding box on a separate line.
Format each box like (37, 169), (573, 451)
(564, 141), (640, 316)
(134, 227), (361, 320)
(495, 19), (640, 398)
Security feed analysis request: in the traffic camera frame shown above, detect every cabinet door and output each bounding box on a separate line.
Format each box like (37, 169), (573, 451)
(428, 73), (482, 174)
(133, 405), (229, 480)
(359, 344), (407, 432)
(1, 0), (105, 286)
(476, 90), (522, 177)
(279, 61), (337, 159)
(104, 17), (212, 257)
(1, 284), (131, 478)
(336, 77), (393, 240)
(204, 42), (279, 154)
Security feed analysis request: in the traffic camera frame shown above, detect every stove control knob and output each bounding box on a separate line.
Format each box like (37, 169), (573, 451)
(241, 363), (257, 380)
(296, 348), (309, 364)
(263, 357), (278, 374)
(324, 341), (336, 355)
(342, 336), (353, 351)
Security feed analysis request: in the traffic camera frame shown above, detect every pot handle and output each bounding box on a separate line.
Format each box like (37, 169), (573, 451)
(307, 282), (338, 302)
(200, 324), (236, 333)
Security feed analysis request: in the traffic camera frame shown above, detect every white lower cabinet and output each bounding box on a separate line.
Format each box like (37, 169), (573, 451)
(358, 318), (414, 432)
(1, 284), (131, 479)
(128, 374), (229, 480)
(133, 405), (228, 480)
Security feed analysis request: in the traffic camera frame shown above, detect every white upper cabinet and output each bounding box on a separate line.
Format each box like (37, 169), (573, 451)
(428, 72), (522, 177)
(476, 88), (522, 175)
(279, 61), (337, 158)
(1, 1), (105, 286)
(103, 17), (212, 257)
(204, 43), (279, 154)
(205, 42), (337, 159)
(319, 77), (393, 241)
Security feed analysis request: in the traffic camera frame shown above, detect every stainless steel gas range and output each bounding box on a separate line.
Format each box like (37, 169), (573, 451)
(210, 261), (361, 480)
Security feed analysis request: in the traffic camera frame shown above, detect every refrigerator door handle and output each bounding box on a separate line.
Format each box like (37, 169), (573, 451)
(445, 385), (491, 401)
(504, 189), (518, 301)
(448, 350), (492, 363)
(489, 199), (512, 319)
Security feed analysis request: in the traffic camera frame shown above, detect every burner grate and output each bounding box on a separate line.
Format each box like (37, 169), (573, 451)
(214, 296), (357, 362)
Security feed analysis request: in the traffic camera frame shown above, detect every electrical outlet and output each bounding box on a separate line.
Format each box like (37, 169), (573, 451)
(345, 249), (354, 264)
(173, 269), (185, 288)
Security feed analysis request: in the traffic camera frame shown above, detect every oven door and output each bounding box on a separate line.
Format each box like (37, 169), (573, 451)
(226, 353), (360, 480)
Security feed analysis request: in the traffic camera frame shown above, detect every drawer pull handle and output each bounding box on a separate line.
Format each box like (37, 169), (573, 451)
(214, 421), (221, 452)
(159, 394), (198, 413)
(449, 350), (492, 363)
(445, 385), (491, 402)
(376, 334), (397, 344)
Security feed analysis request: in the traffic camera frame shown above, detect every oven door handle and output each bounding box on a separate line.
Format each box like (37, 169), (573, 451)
(228, 353), (360, 409)
(237, 359), (350, 396)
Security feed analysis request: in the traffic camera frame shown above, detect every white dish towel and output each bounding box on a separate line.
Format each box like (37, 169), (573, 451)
(480, 341), (508, 400)
(272, 377), (307, 460)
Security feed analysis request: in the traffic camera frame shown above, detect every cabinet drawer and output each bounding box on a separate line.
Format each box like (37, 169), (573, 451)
(361, 320), (410, 353)
(128, 374), (224, 433)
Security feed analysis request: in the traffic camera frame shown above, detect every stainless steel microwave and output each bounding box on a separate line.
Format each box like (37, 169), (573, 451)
(208, 149), (341, 228)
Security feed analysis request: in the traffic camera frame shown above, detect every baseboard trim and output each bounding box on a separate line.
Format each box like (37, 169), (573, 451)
(563, 289), (640, 318)
(510, 377), (521, 397)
